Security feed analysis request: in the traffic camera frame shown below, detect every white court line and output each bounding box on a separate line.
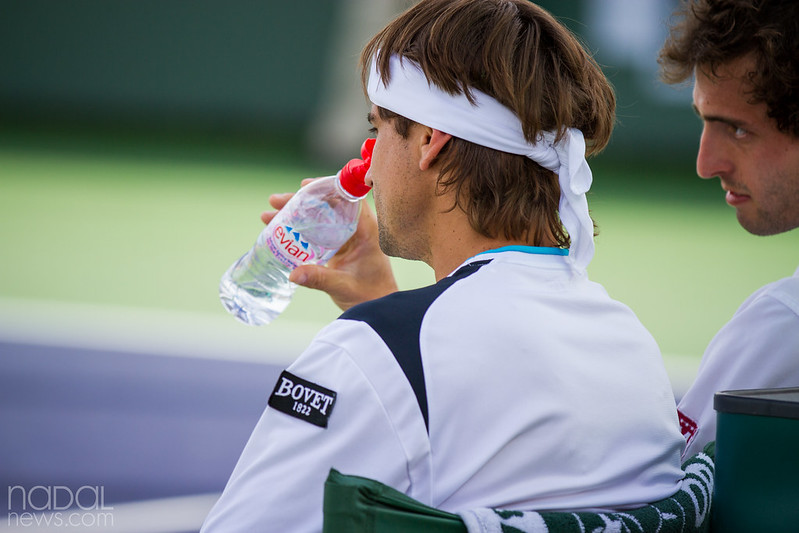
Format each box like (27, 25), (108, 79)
(0, 493), (220, 533)
(0, 297), (700, 396)
(0, 297), (323, 366)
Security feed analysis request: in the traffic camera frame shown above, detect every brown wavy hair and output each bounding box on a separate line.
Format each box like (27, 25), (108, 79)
(659, 0), (799, 137)
(359, 0), (615, 246)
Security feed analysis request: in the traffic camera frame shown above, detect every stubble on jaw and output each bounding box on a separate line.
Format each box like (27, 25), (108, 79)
(375, 203), (431, 262)
(740, 178), (799, 236)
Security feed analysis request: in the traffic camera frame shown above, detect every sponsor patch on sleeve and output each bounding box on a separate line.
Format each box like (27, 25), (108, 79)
(268, 371), (337, 428)
(678, 408), (698, 446)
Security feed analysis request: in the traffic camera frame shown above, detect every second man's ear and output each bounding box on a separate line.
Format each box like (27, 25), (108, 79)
(419, 129), (453, 171)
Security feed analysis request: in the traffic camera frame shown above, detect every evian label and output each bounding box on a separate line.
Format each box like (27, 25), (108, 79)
(267, 224), (315, 268)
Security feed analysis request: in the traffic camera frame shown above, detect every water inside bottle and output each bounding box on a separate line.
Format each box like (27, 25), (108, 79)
(219, 246), (296, 326)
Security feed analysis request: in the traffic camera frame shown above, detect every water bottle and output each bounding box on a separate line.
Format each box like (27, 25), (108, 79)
(219, 139), (375, 326)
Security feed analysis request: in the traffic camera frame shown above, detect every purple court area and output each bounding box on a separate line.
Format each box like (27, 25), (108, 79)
(1, 341), (281, 515)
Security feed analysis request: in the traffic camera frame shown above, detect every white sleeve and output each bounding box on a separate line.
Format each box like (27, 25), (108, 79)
(200, 321), (428, 533)
(678, 281), (799, 458)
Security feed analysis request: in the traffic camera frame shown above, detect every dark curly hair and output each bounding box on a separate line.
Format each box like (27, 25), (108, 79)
(659, 0), (799, 137)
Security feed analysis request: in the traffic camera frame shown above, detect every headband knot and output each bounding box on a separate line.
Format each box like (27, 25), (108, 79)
(367, 54), (595, 274)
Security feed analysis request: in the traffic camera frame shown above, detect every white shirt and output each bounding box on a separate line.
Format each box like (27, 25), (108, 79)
(678, 265), (799, 459)
(202, 250), (684, 532)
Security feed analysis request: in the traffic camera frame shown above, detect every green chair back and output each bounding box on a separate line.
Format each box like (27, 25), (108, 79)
(323, 444), (714, 533)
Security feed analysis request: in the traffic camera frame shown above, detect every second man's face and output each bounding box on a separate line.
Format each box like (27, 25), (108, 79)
(693, 56), (799, 236)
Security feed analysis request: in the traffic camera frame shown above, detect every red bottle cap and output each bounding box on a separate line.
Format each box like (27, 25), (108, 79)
(338, 138), (375, 198)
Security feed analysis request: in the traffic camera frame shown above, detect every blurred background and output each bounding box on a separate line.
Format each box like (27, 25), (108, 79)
(1, 0), (797, 531)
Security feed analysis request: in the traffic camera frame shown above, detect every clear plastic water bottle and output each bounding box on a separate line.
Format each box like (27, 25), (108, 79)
(219, 139), (374, 326)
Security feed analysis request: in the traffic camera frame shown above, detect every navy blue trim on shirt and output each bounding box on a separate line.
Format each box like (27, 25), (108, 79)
(340, 260), (491, 431)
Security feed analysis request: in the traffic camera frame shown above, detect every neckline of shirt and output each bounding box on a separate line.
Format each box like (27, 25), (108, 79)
(477, 245), (569, 257)
(448, 245), (570, 278)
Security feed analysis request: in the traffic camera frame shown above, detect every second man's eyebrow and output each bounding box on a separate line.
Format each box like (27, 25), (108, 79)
(692, 104), (748, 129)
(367, 111), (375, 124)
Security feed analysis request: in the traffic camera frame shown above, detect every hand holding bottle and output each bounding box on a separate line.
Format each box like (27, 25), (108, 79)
(262, 189), (398, 312)
(219, 139), (380, 325)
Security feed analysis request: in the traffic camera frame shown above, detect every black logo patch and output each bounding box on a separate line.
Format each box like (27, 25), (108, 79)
(268, 371), (337, 428)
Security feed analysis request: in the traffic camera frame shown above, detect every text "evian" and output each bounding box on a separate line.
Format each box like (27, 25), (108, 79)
(272, 225), (314, 264)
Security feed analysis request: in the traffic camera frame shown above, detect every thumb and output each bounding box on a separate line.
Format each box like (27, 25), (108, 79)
(289, 265), (339, 291)
(289, 264), (359, 312)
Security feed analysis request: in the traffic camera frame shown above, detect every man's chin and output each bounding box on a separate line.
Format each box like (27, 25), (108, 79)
(737, 211), (799, 236)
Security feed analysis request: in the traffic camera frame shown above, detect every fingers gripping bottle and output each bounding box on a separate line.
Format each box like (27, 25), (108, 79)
(219, 139), (374, 326)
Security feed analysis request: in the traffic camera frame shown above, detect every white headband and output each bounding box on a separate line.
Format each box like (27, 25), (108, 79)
(367, 54), (595, 273)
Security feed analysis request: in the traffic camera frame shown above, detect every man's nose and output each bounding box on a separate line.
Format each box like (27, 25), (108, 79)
(696, 128), (732, 180)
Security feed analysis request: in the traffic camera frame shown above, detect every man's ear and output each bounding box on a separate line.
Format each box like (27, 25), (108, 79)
(419, 129), (452, 171)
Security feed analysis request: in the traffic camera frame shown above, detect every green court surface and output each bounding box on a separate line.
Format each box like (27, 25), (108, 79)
(1, 132), (796, 368)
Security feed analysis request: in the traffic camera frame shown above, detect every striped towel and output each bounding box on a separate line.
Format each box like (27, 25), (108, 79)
(459, 446), (715, 533)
